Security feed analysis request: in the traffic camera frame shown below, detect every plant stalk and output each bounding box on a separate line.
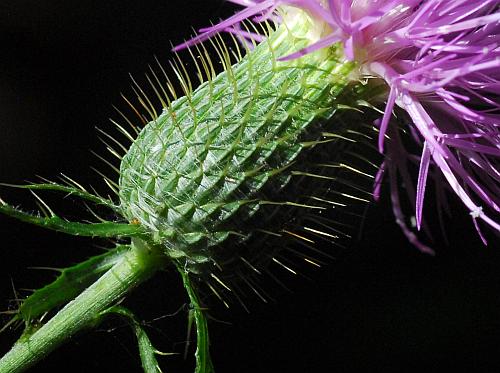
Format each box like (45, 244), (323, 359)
(0, 239), (163, 373)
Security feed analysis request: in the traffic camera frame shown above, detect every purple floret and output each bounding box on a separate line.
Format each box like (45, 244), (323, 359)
(175, 0), (500, 250)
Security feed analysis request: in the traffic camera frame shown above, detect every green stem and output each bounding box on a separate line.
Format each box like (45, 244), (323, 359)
(0, 239), (163, 373)
(178, 268), (214, 373)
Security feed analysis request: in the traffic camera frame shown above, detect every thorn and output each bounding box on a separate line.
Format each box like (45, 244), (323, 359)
(272, 257), (297, 275)
(83, 202), (108, 223)
(206, 283), (229, 308)
(303, 226), (338, 239)
(239, 256), (262, 275)
(120, 92), (146, 126)
(282, 230), (315, 244)
(10, 278), (20, 309)
(210, 274), (232, 292)
(91, 150), (120, 174)
(129, 73), (158, 120)
(303, 258), (321, 268)
(95, 127), (128, 154)
(59, 174), (87, 191)
(112, 105), (140, 136)
(30, 191), (56, 217)
(0, 315), (19, 334)
(239, 274), (268, 303)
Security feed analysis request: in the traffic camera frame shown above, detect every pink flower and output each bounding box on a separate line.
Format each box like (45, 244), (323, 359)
(175, 1), (500, 252)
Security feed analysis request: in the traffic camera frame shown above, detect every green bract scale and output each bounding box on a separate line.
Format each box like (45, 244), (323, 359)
(0, 9), (382, 373)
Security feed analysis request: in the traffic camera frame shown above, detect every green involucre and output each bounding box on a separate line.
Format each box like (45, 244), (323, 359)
(119, 21), (358, 272)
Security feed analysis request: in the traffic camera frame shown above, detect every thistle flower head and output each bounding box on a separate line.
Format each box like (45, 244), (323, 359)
(175, 0), (500, 250)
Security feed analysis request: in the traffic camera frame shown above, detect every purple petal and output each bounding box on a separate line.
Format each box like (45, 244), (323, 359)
(373, 160), (386, 201)
(416, 141), (432, 231)
(378, 85), (397, 153)
(277, 33), (342, 61)
(472, 216), (488, 245)
(172, 0), (275, 51)
(411, 13), (500, 38)
(388, 162), (436, 255)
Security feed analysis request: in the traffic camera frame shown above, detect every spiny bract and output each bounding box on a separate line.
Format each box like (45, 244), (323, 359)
(119, 18), (376, 280)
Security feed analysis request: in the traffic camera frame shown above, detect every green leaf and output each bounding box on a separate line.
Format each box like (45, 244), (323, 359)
(18, 245), (129, 323)
(0, 182), (117, 210)
(178, 267), (215, 373)
(101, 306), (171, 373)
(0, 200), (143, 237)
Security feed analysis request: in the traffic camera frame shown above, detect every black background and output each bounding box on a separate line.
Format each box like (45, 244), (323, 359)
(1, 1), (499, 372)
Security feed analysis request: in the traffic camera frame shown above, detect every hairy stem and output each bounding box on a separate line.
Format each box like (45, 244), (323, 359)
(0, 239), (163, 373)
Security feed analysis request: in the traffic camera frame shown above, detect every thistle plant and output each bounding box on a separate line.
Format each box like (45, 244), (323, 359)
(1, 1), (499, 373)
